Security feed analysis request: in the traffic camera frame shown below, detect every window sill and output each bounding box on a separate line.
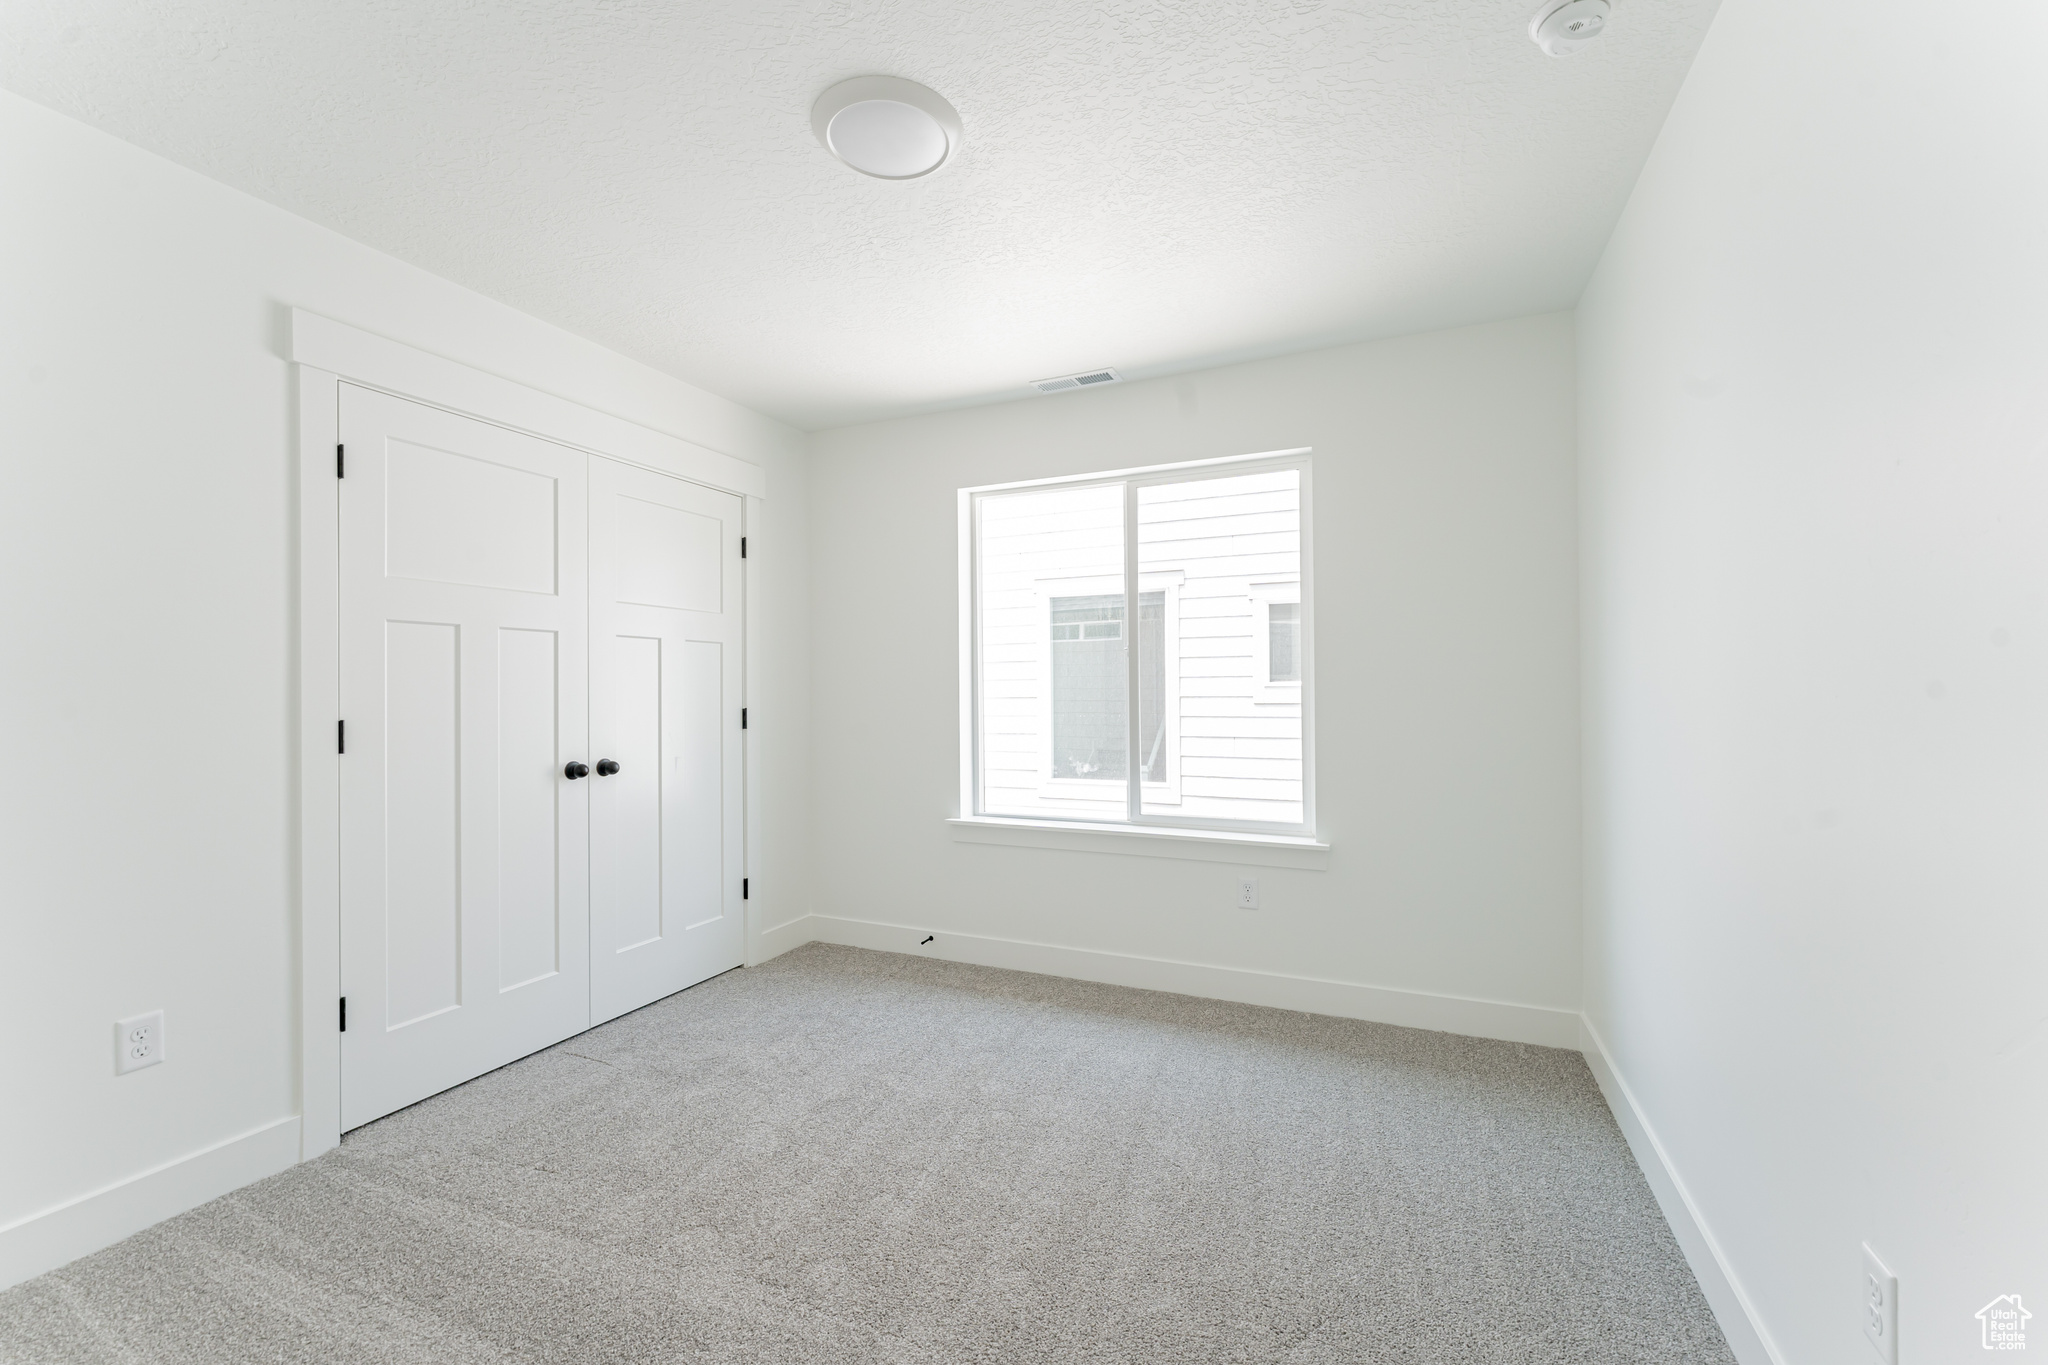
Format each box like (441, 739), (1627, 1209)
(946, 817), (1330, 869)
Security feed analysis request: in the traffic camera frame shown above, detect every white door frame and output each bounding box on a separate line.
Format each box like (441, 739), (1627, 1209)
(293, 309), (767, 1160)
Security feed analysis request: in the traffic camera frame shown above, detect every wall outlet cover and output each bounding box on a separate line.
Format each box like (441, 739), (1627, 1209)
(115, 1010), (165, 1075)
(1237, 876), (1260, 910)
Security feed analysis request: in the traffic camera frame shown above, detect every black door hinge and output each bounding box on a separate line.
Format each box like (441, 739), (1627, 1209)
(740, 536), (746, 559)
(742, 878), (749, 900)
(336, 444), (345, 478)
(741, 708), (748, 730)
(339, 997), (347, 1032)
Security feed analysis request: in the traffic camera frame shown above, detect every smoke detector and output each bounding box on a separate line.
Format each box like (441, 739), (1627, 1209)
(1031, 368), (1123, 395)
(812, 76), (962, 180)
(1528, 0), (1611, 56)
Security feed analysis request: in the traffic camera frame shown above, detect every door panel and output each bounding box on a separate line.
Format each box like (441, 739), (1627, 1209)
(385, 438), (559, 594)
(672, 640), (725, 932)
(611, 634), (664, 950)
(340, 385), (590, 1131)
(496, 627), (563, 990)
(383, 620), (461, 1029)
(616, 496), (721, 612)
(590, 458), (744, 1023)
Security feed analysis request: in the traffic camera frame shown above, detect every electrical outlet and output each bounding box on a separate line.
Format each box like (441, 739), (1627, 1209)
(1862, 1242), (1898, 1363)
(115, 1010), (165, 1075)
(1236, 876), (1260, 911)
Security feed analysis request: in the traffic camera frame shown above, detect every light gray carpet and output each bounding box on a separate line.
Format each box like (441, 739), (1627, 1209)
(0, 944), (1733, 1364)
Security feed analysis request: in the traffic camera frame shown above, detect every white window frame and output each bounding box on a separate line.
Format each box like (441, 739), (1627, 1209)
(958, 448), (1315, 840)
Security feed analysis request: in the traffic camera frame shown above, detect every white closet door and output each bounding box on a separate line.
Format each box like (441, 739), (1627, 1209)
(588, 457), (745, 1024)
(339, 385), (590, 1130)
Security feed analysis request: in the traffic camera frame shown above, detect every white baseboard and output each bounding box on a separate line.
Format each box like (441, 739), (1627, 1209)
(790, 914), (1581, 1048)
(0, 1115), (301, 1291)
(1578, 1017), (1782, 1365)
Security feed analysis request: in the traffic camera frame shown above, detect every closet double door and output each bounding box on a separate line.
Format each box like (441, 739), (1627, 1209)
(337, 385), (743, 1131)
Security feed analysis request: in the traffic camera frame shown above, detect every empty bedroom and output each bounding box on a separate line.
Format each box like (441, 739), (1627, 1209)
(0, 0), (2040, 1361)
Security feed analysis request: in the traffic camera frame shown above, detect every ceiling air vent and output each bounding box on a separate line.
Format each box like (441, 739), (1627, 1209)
(1031, 367), (1123, 395)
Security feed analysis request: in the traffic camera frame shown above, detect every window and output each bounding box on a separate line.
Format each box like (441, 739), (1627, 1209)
(1268, 603), (1301, 681)
(1050, 592), (1165, 781)
(1250, 582), (1302, 701)
(963, 451), (1312, 835)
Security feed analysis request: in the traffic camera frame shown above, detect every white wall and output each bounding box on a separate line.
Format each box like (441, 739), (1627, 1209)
(803, 315), (1580, 1035)
(0, 88), (809, 1284)
(1577, 0), (2048, 1359)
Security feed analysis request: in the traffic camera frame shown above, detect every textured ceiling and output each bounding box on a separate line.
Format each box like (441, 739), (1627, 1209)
(0, 0), (1718, 429)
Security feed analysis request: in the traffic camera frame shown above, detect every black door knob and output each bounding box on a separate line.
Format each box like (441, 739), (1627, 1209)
(595, 759), (620, 776)
(564, 761), (590, 780)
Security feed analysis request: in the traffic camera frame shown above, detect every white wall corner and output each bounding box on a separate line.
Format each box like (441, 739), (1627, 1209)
(1578, 1016), (1785, 1365)
(0, 1116), (302, 1292)
(751, 914), (818, 966)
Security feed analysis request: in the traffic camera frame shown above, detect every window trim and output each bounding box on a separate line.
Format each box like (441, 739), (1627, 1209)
(946, 815), (1331, 869)
(960, 448), (1315, 840)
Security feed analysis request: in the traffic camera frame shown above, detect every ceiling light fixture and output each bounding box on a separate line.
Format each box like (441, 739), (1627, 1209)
(1527, 0), (1611, 56)
(811, 76), (962, 180)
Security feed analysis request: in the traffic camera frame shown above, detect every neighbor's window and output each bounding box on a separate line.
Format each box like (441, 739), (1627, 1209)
(964, 453), (1311, 834)
(1268, 603), (1301, 681)
(1049, 592), (1166, 781)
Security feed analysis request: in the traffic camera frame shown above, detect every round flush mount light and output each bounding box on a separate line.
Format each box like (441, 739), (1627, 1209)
(811, 76), (962, 180)
(1528, 0), (1611, 56)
